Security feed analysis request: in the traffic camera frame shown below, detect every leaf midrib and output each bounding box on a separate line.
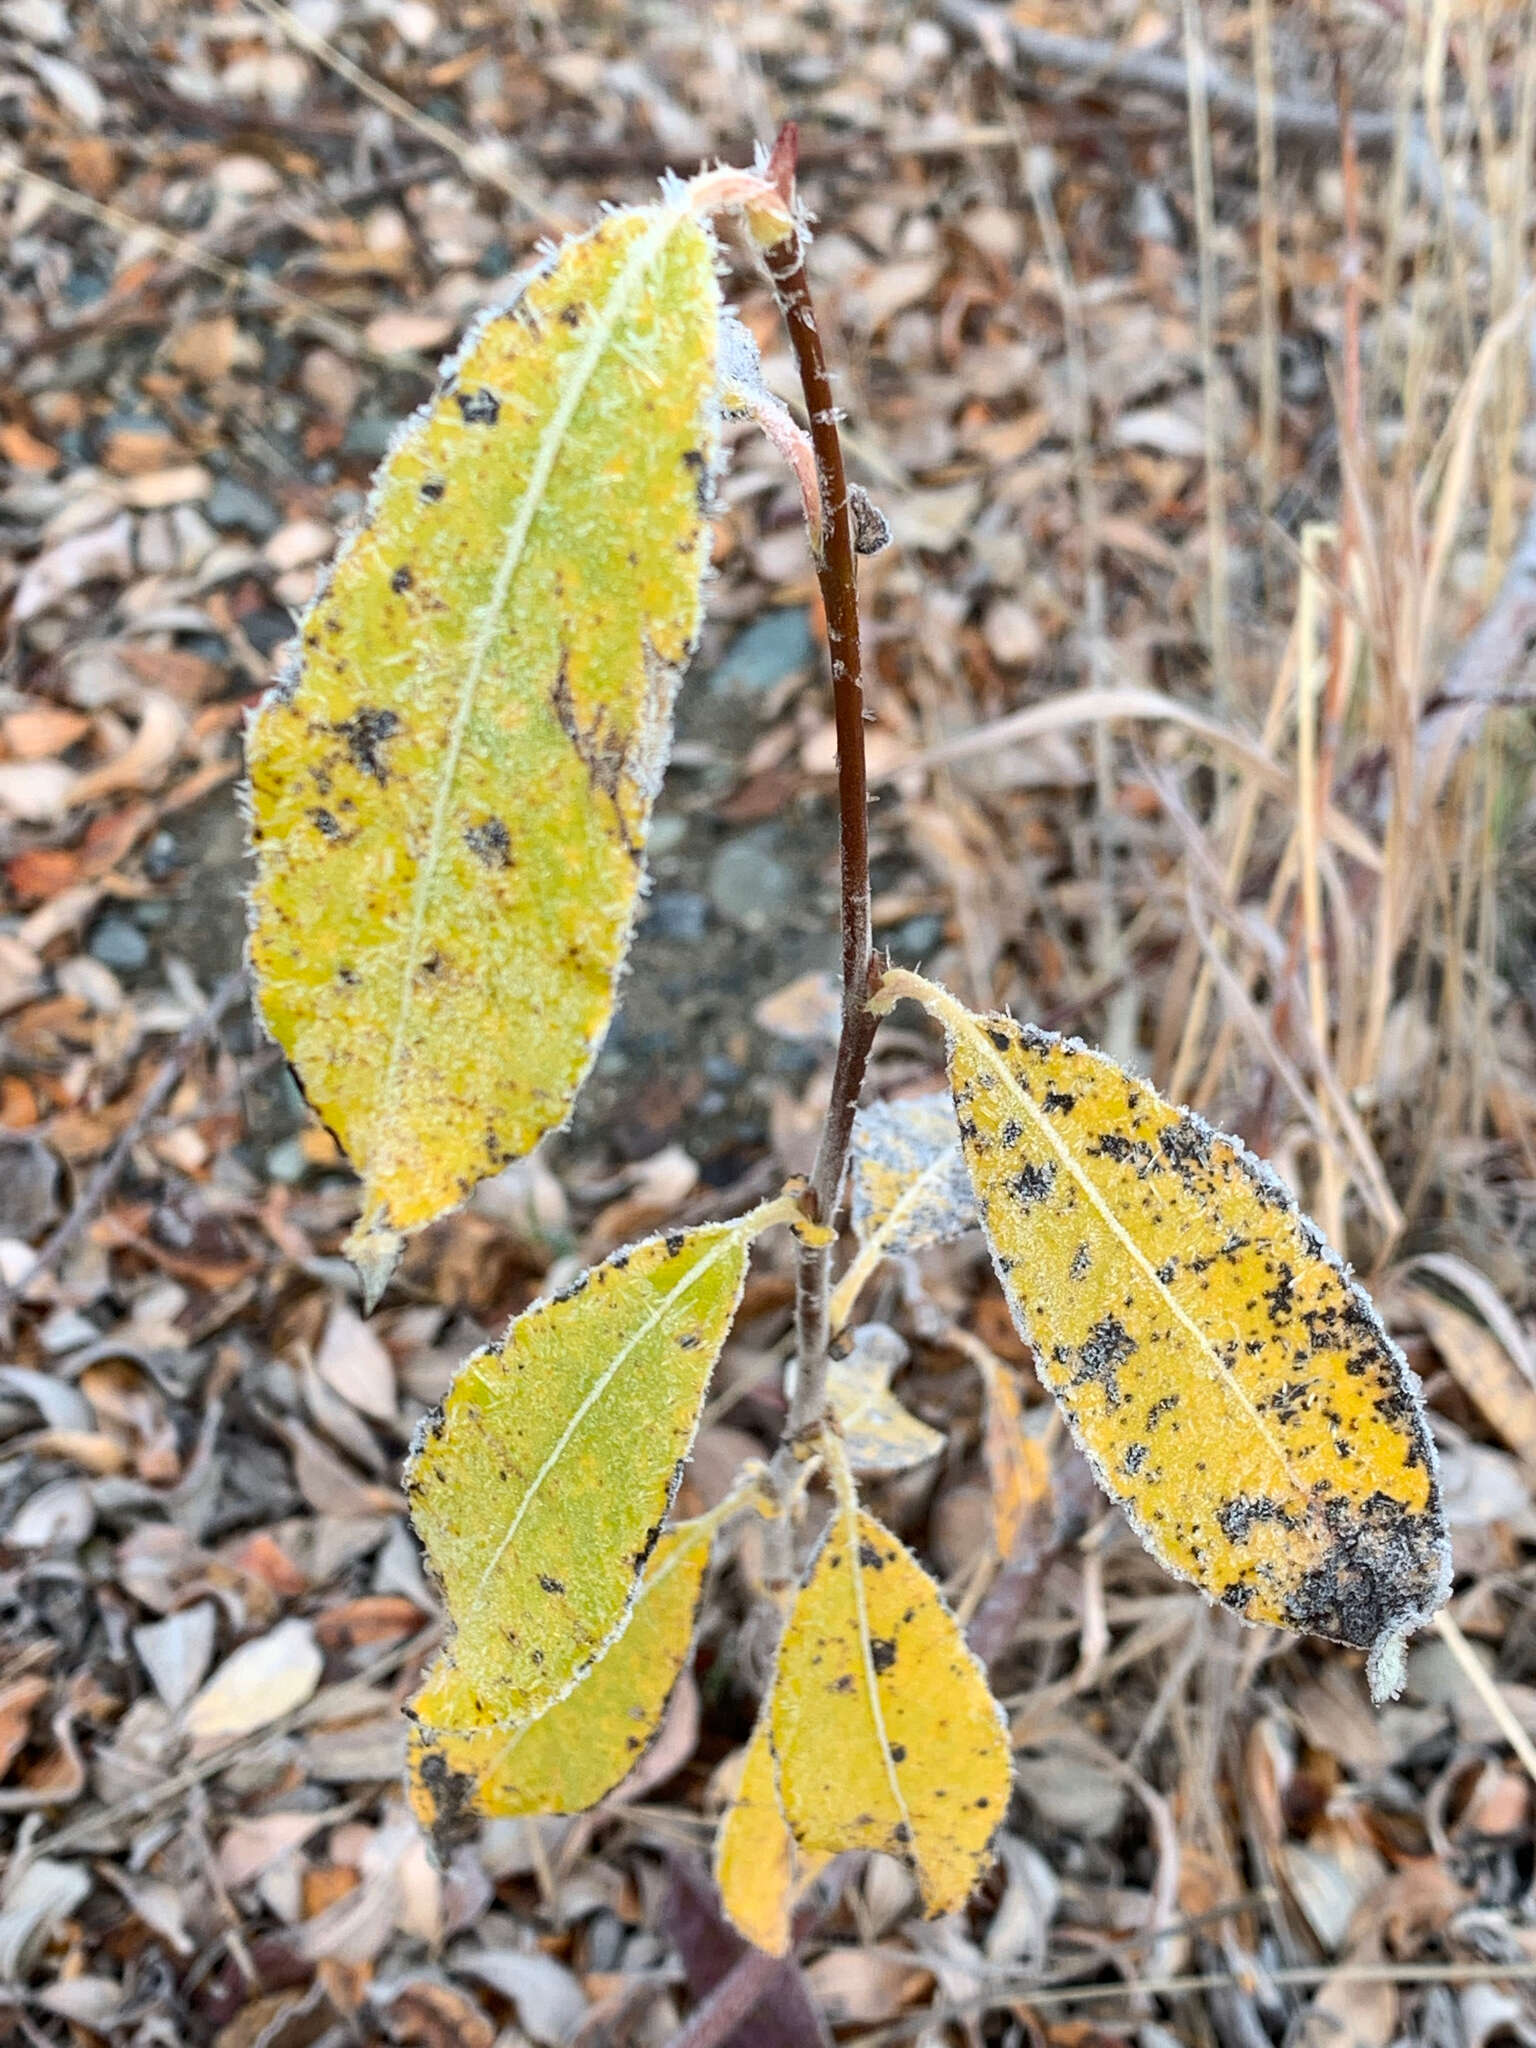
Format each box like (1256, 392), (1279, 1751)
(958, 1010), (1296, 1487)
(461, 1226), (738, 1631)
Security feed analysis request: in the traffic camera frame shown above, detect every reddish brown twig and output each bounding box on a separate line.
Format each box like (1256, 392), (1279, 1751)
(755, 125), (878, 1426)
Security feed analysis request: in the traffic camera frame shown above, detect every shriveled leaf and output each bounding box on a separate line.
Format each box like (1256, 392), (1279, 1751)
(849, 1092), (976, 1258)
(246, 203), (722, 1291)
(826, 1324), (943, 1477)
(407, 1515), (713, 1842)
(406, 1201), (787, 1721)
(771, 1471), (1011, 1916)
(972, 1346), (1052, 1560)
(875, 970), (1451, 1702)
(715, 1707), (830, 1957)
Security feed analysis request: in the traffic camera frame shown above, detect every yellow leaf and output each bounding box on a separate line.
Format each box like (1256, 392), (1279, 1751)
(406, 1199), (789, 1721)
(246, 203), (721, 1290)
(826, 1325), (944, 1477)
(770, 1452), (1012, 1915)
(407, 1515), (713, 1845)
(714, 1712), (829, 1957)
(874, 970), (1451, 1701)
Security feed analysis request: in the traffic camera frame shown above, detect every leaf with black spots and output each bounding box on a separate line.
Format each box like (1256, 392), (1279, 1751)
(873, 969), (1451, 1701)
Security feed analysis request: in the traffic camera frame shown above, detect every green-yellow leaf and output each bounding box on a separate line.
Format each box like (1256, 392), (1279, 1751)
(406, 1514), (713, 1847)
(714, 1712), (830, 1957)
(826, 1325), (944, 1477)
(875, 970), (1451, 1700)
(406, 1201), (787, 1721)
(770, 1459), (1012, 1916)
(245, 202), (721, 1290)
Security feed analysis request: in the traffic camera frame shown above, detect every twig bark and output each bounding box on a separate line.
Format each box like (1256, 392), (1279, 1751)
(756, 127), (877, 1432)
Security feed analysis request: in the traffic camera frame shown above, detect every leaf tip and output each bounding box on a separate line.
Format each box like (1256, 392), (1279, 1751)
(345, 1217), (404, 1312)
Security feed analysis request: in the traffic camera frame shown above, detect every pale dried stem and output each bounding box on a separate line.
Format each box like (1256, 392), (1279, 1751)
(1181, 0), (1232, 707)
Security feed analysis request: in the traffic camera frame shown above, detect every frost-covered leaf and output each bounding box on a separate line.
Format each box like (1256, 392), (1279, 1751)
(770, 1465), (1011, 1916)
(407, 1515), (712, 1843)
(714, 1711), (829, 1957)
(826, 1324), (943, 1477)
(406, 1202), (787, 1722)
(874, 970), (1451, 1702)
(849, 1092), (976, 1258)
(246, 202), (722, 1293)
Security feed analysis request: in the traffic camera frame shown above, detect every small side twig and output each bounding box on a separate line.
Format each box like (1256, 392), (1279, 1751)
(0, 968), (248, 1329)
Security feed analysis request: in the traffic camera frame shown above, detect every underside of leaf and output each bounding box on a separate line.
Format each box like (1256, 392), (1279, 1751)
(245, 203), (722, 1283)
(877, 970), (1451, 1700)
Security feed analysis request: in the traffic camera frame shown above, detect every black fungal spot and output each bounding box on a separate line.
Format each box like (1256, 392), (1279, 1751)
(456, 387), (500, 425)
(1159, 1116), (1211, 1170)
(464, 817), (512, 868)
(1070, 1243), (1091, 1282)
(560, 301), (584, 326)
(335, 706), (401, 783)
(538, 1573), (566, 1595)
(681, 445), (710, 513)
(417, 1750), (479, 1856)
(1145, 1393), (1179, 1430)
(1010, 1161), (1056, 1207)
(869, 1636), (897, 1674)
(987, 1027), (1013, 1052)
(309, 807), (340, 838)
(889, 1743), (907, 1762)
(1264, 1263), (1297, 1324)
(1283, 1489), (1446, 1651)
(1042, 1089), (1076, 1115)
(420, 477), (445, 501)
(665, 1231), (685, 1257)
(858, 1541), (885, 1570)
(1069, 1315), (1138, 1410)
(1090, 1132), (1135, 1162)
(391, 566), (413, 594)
(1123, 1442), (1149, 1475)
(1217, 1495), (1291, 1544)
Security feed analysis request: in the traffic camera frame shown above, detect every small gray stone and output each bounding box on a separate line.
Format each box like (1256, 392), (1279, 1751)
(206, 476), (280, 538)
(647, 813), (687, 857)
(265, 1136), (308, 1185)
(0, 1136), (61, 1241)
(88, 916), (149, 972)
(645, 891), (708, 942)
(708, 831), (792, 930)
(708, 608), (815, 697)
